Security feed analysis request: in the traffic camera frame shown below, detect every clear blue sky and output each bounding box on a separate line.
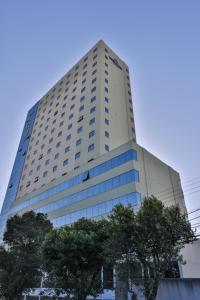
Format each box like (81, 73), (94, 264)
(0, 1), (200, 220)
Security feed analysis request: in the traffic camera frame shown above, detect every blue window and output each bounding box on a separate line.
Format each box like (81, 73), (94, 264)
(89, 118), (95, 125)
(56, 142), (61, 148)
(65, 146), (70, 153)
(79, 105), (84, 112)
(76, 139), (82, 146)
(55, 153), (59, 160)
(81, 87), (86, 93)
(91, 86), (96, 93)
(75, 152), (80, 159)
(89, 130), (95, 138)
(70, 104), (75, 110)
(91, 96), (96, 103)
(90, 106), (96, 114)
(80, 96), (85, 102)
(92, 78), (97, 84)
(105, 118), (109, 125)
(43, 171), (48, 177)
(53, 165), (57, 172)
(66, 134), (71, 141)
(105, 131), (109, 138)
(77, 126), (83, 134)
(47, 148), (51, 154)
(88, 144), (95, 152)
(68, 123), (72, 130)
(105, 144), (109, 152)
(63, 159), (68, 166)
(45, 159), (50, 165)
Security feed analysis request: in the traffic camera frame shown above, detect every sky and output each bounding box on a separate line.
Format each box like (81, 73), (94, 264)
(0, 1), (200, 226)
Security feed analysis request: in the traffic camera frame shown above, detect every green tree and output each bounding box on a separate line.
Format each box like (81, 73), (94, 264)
(107, 196), (196, 300)
(42, 218), (109, 300)
(0, 211), (52, 300)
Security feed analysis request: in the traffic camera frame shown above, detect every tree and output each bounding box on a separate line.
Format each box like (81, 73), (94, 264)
(106, 196), (196, 300)
(0, 211), (52, 300)
(42, 218), (109, 300)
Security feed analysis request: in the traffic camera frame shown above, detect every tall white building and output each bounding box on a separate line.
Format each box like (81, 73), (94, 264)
(0, 40), (186, 240)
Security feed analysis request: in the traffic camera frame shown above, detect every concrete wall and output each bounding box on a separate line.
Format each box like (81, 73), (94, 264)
(180, 240), (200, 278)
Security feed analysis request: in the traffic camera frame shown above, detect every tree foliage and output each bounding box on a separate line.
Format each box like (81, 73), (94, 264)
(106, 196), (196, 300)
(0, 211), (52, 300)
(42, 218), (109, 300)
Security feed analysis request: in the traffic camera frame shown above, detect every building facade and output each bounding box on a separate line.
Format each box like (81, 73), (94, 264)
(0, 40), (186, 244)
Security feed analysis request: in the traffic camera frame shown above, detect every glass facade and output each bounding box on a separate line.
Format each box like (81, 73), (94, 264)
(11, 149), (137, 214)
(52, 192), (141, 228)
(35, 169), (139, 215)
(0, 102), (39, 238)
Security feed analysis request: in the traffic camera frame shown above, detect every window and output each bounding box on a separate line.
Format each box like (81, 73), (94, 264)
(105, 70), (108, 75)
(38, 154), (43, 160)
(53, 165), (58, 172)
(105, 87), (108, 93)
(54, 111), (58, 116)
(80, 95), (85, 102)
(105, 62), (108, 67)
(105, 118), (109, 125)
(43, 171), (48, 177)
(56, 142), (61, 148)
(78, 115), (84, 122)
(89, 118), (95, 125)
(49, 138), (53, 143)
(62, 103), (66, 109)
(55, 153), (59, 160)
(29, 170), (33, 176)
(89, 130), (95, 138)
(58, 131), (62, 137)
(90, 106), (96, 114)
(77, 126), (83, 134)
(74, 72), (78, 78)
(105, 107), (109, 113)
(61, 113), (65, 118)
(74, 79), (77, 85)
(37, 165), (41, 171)
(69, 113), (73, 120)
(45, 159), (50, 165)
(59, 121), (64, 127)
(72, 87), (77, 93)
(26, 181), (31, 187)
(105, 131), (109, 138)
(88, 144), (95, 152)
(82, 70), (87, 77)
(84, 56), (88, 62)
(82, 78), (86, 85)
(92, 69), (97, 75)
(91, 86), (96, 93)
(63, 159), (69, 166)
(81, 87), (86, 93)
(75, 152), (80, 159)
(93, 54), (97, 60)
(47, 148), (51, 154)
(79, 105), (84, 112)
(92, 61), (97, 68)
(41, 144), (45, 150)
(76, 138), (82, 146)
(68, 123), (72, 130)
(93, 47), (97, 53)
(91, 96), (96, 103)
(66, 134), (71, 141)
(51, 128), (55, 134)
(92, 78), (96, 84)
(105, 97), (109, 103)
(105, 78), (108, 84)
(31, 159), (35, 165)
(65, 146), (70, 153)
(105, 144), (109, 152)
(83, 63), (87, 69)
(70, 104), (75, 110)
(105, 48), (108, 53)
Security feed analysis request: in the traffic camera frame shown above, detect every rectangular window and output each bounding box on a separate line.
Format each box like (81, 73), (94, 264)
(47, 148), (51, 154)
(63, 159), (69, 166)
(90, 106), (96, 114)
(91, 96), (96, 103)
(105, 131), (109, 138)
(92, 61), (97, 68)
(89, 130), (95, 138)
(66, 134), (71, 141)
(91, 86), (96, 93)
(70, 104), (75, 110)
(92, 78), (96, 84)
(83, 63), (87, 69)
(82, 70), (87, 77)
(105, 87), (108, 93)
(58, 131), (62, 137)
(68, 123), (72, 130)
(82, 78), (86, 85)
(69, 113), (73, 120)
(65, 146), (70, 153)
(79, 105), (84, 112)
(81, 87), (86, 93)
(43, 171), (48, 177)
(93, 54), (97, 60)
(105, 144), (109, 152)
(77, 126), (83, 134)
(80, 96), (85, 102)
(105, 97), (109, 103)
(92, 69), (97, 76)
(105, 118), (109, 125)
(105, 107), (109, 113)
(78, 115), (84, 122)
(45, 159), (50, 165)
(89, 118), (95, 125)
(54, 153), (59, 160)
(75, 152), (80, 159)
(76, 139), (82, 146)
(53, 165), (58, 172)
(88, 144), (95, 152)
(56, 142), (61, 148)
(105, 78), (108, 84)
